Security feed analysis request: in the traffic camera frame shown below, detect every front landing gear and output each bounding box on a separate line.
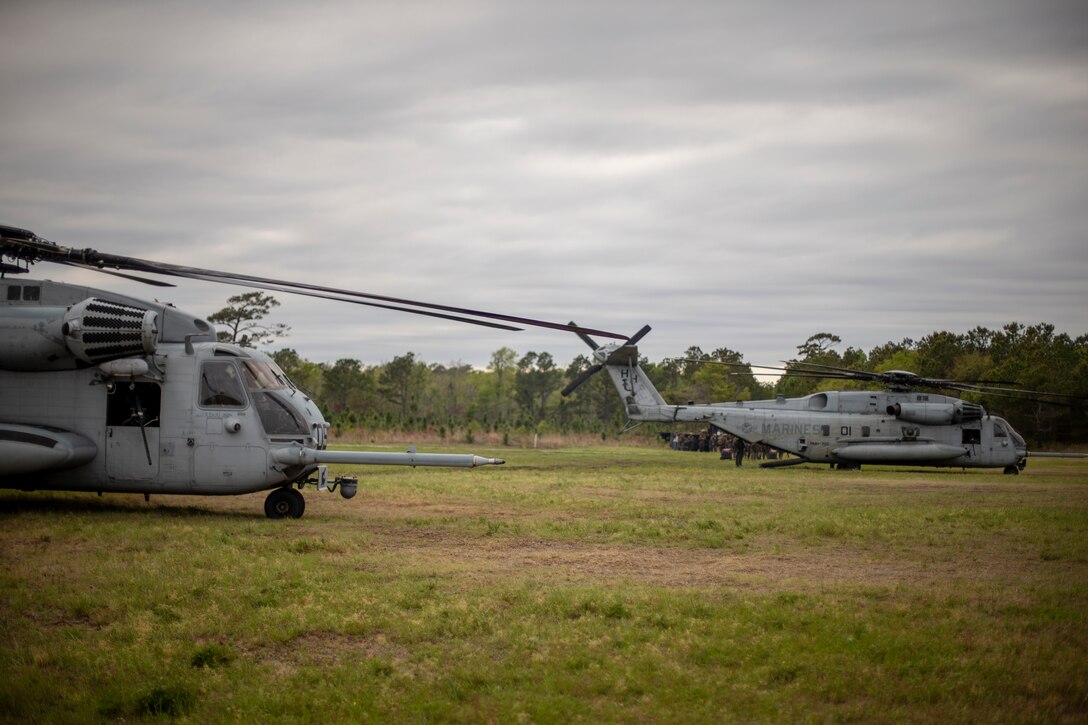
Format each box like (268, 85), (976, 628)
(1003, 465), (1020, 476)
(265, 487), (306, 519)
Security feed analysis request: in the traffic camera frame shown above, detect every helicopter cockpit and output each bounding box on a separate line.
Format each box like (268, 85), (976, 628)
(990, 417), (1027, 449)
(241, 358), (312, 437)
(197, 345), (327, 449)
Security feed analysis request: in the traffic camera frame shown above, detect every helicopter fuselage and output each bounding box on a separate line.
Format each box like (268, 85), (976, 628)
(591, 340), (1030, 472)
(2, 342), (330, 495)
(0, 278), (502, 514)
(642, 388), (1027, 470)
(0, 278), (328, 493)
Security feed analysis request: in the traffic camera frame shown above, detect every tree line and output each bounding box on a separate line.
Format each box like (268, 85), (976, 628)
(211, 293), (1088, 445)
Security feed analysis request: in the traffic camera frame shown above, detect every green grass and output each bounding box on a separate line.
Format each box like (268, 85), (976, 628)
(1, 446), (1086, 722)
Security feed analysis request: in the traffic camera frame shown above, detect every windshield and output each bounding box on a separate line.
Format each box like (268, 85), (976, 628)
(251, 391), (308, 435)
(242, 359), (290, 391)
(238, 358), (308, 435)
(994, 418), (1026, 447)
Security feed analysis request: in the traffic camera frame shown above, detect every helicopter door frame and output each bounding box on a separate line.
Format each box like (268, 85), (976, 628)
(987, 418), (1012, 463)
(960, 424), (982, 463)
(105, 381), (162, 483)
(193, 358), (263, 491)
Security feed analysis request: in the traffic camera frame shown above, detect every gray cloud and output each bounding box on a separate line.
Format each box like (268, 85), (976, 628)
(2, 0), (1086, 370)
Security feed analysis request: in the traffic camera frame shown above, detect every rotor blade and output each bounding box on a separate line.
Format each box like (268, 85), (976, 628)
(785, 361), (898, 380)
(880, 375), (1025, 388)
(626, 324), (652, 346)
(781, 360), (886, 381)
(666, 358), (765, 370)
(673, 358), (870, 379)
(720, 371), (857, 381)
(782, 360), (1030, 389)
(774, 372), (861, 380)
(942, 385), (1075, 407)
(7, 232), (628, 339)
(669, 363), (859, 380)
(941, 383), (1083, 405)
(561, 364), (604, 397)
(781, 360), (871, 374)
(183, 274), (523, 331)
(656, 349), (1083, 401)
(927, 377), (1024, 386)
(143, 260), (626, 338)
(55, 259), (177, 287)
(568, 321), (600, 350)
(943, 382), (1087, 400)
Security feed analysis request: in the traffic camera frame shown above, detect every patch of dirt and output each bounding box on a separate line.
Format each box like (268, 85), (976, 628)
(355, 524), (1083, 592)
(254, 630), (408, 671)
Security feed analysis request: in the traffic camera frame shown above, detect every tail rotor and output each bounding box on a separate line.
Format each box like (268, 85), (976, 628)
(561, 363), (605, 397)
(561, 323), (650, 397)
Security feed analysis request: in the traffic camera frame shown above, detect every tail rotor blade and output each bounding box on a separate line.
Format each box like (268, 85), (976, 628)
(568, 321), (600, 351)
(627, 325), (652, 346)
(561, 364), (604, 397)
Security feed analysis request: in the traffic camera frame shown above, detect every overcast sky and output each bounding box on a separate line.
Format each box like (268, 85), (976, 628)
(2, 0), (1086, 371)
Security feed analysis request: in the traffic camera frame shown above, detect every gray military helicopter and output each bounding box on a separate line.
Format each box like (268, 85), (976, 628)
(0, 224), (626, 517)
(562, 325), (1087, 474)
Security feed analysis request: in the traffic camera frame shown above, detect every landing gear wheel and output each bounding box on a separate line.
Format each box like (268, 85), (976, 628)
(1003, 465), (1020, 476)
(265, 487), (306, 519)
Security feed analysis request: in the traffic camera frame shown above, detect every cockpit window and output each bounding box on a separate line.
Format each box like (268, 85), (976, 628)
(200, 361), (247, 407)
(242, 360), (290, 391)
(251, 391), (308, 435)
(994, 418), (1025, 446)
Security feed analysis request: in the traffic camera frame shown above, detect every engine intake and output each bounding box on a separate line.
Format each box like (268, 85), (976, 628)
(63, 298), (158, 364)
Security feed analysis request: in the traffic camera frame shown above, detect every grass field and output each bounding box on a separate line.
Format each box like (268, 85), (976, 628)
(1, 445), (1086, 723)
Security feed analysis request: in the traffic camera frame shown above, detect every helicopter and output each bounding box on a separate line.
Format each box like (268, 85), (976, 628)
(562, 325), (1088, 474)
(0, 224), (627, 517)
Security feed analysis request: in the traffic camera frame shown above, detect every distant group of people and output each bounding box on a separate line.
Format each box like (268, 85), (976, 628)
(666, 430), (778, 467)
